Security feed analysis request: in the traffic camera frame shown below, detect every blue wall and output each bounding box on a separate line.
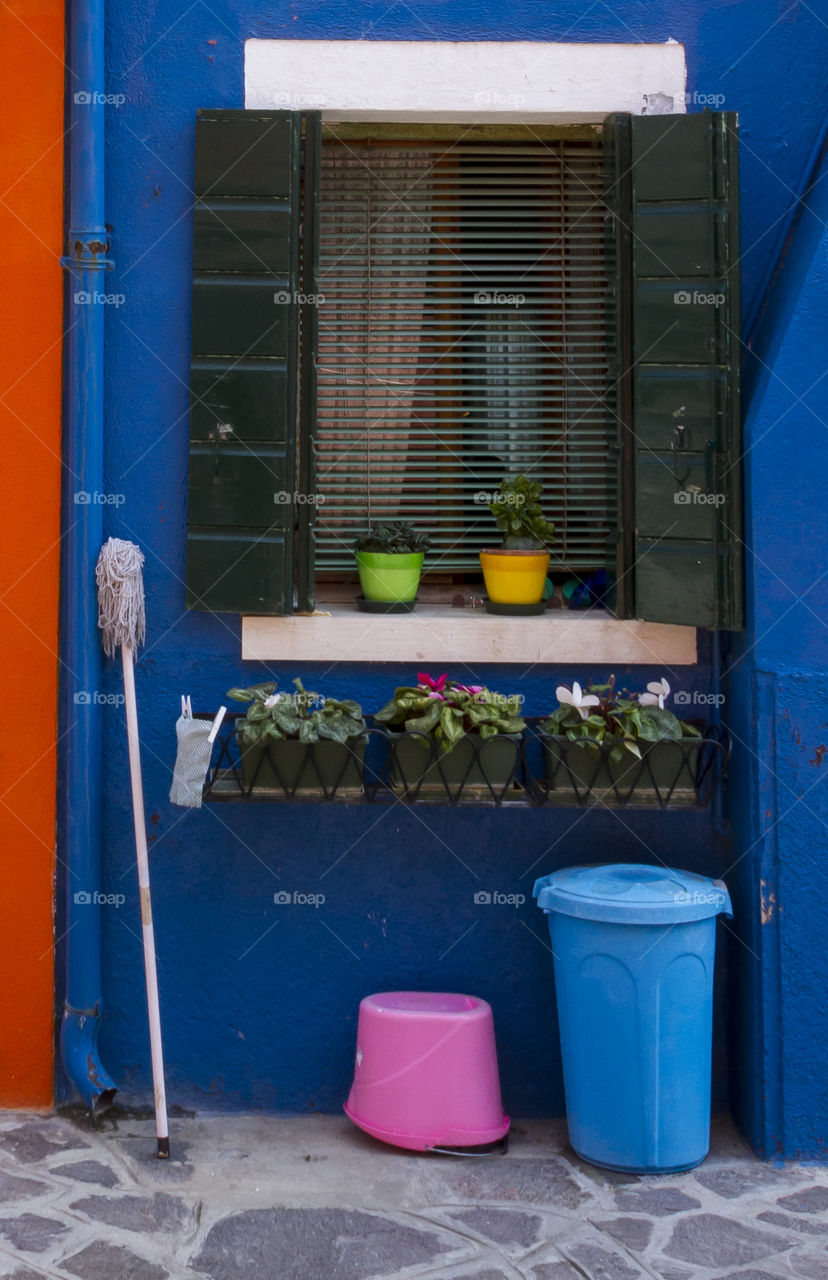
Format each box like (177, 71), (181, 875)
(728, 134), (828, 1160)
(63, 0), (828, 1141)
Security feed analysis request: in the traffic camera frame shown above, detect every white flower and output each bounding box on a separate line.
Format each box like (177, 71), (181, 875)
(556, 681), (600, 721)
(639, 678), (670, 709)
(263, 693), (283, 709)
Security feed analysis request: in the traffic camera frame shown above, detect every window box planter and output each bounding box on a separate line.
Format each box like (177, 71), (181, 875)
(540, 735), (700, 806)
(388, 730), (522, 797)
(237, 735), (367, 797)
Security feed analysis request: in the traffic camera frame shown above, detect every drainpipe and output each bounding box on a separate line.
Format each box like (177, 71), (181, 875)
(59, 0), (117, 1110)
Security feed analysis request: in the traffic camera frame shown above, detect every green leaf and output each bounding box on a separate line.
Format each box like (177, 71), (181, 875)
(440, 704), (465, 744)
(375, 699), (404, 724)
(226, 682), (278, 705)
(636, 706), (683, 742)
(298, 718), (318, 744)
(316, 719), (347, 744)
(405, 700), (442, 736)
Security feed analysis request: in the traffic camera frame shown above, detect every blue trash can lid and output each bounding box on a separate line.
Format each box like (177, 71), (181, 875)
(533, 863), (732, 924)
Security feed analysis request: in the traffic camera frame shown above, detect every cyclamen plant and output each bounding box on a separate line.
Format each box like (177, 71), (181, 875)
(541, 674), (701, 762)
(375, 672), (526, 751)
(227, 678), (366, 746)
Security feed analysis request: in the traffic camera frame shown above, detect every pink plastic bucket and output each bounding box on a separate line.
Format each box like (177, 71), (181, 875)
(344, 991), (510, 1151)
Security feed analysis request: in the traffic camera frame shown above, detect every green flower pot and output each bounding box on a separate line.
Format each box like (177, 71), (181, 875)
(238, 735), (367, 796)
(541, 736), (699, 805)
(355, 551), (423, 603)
(389, 731), (522, 795)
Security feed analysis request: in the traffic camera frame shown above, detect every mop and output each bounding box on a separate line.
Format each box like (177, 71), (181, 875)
(95, 538), (169, 1158)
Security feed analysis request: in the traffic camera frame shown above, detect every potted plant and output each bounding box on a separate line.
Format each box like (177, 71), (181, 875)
(375, 672), (526, 794)
(539, 675), (703, 803)
(479, 474), (554, 613)
(353, 521), (431, 611)
(227, 679), (368, 795)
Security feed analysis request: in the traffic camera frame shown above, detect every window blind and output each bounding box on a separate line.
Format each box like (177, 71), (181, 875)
(314, 132), (612, 573)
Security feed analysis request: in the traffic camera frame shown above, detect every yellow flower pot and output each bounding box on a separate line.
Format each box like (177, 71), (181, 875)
(479, 548), (550, 605)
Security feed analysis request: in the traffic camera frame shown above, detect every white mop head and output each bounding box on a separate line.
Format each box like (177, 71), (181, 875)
(96, 538), (146, 658)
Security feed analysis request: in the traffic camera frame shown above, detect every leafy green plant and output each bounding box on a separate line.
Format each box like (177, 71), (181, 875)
(354, 521), (432, 555)
(375, 672), (526, 751)
(489, 475), (555, 549)
(540, 675), (701, 764)
(227, 679), (366, 746)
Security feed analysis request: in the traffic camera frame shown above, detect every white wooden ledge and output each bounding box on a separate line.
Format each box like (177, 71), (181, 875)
(242, 607), (697, 666)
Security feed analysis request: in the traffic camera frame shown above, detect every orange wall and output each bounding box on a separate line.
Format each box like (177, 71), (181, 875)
(0, 0), (64, 1107)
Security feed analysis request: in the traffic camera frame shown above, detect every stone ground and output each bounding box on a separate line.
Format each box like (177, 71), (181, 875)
(0, 1111), (825, 1280)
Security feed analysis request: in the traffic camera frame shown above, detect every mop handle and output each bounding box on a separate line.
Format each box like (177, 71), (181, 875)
(121, 642), (170, 1157)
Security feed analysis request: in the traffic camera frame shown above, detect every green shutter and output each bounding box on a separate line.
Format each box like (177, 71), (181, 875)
(187, 109), (317, 614)
(604, 111), (743, 629)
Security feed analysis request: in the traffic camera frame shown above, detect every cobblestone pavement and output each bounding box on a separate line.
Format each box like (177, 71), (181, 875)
(0, 1109), (825, 1279)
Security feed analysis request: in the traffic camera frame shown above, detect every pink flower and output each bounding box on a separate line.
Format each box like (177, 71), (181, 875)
(456, 683), (484, 695)
(417, 671), (448, 693)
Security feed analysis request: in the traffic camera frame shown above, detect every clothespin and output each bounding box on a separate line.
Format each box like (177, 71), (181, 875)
(208, 705), (227, 744)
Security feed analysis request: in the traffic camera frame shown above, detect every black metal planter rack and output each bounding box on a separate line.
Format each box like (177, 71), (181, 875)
(199, 714), (730, 810)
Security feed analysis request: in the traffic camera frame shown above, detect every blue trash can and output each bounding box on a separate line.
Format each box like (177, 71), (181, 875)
(534, 863), (732, 1174)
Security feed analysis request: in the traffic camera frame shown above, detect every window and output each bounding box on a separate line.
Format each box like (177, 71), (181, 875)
(186, 109), (743, 630)
(314, 126), (612, 580)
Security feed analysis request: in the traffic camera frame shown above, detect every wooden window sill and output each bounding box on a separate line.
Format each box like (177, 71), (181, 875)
(241, 605), (697, 665)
